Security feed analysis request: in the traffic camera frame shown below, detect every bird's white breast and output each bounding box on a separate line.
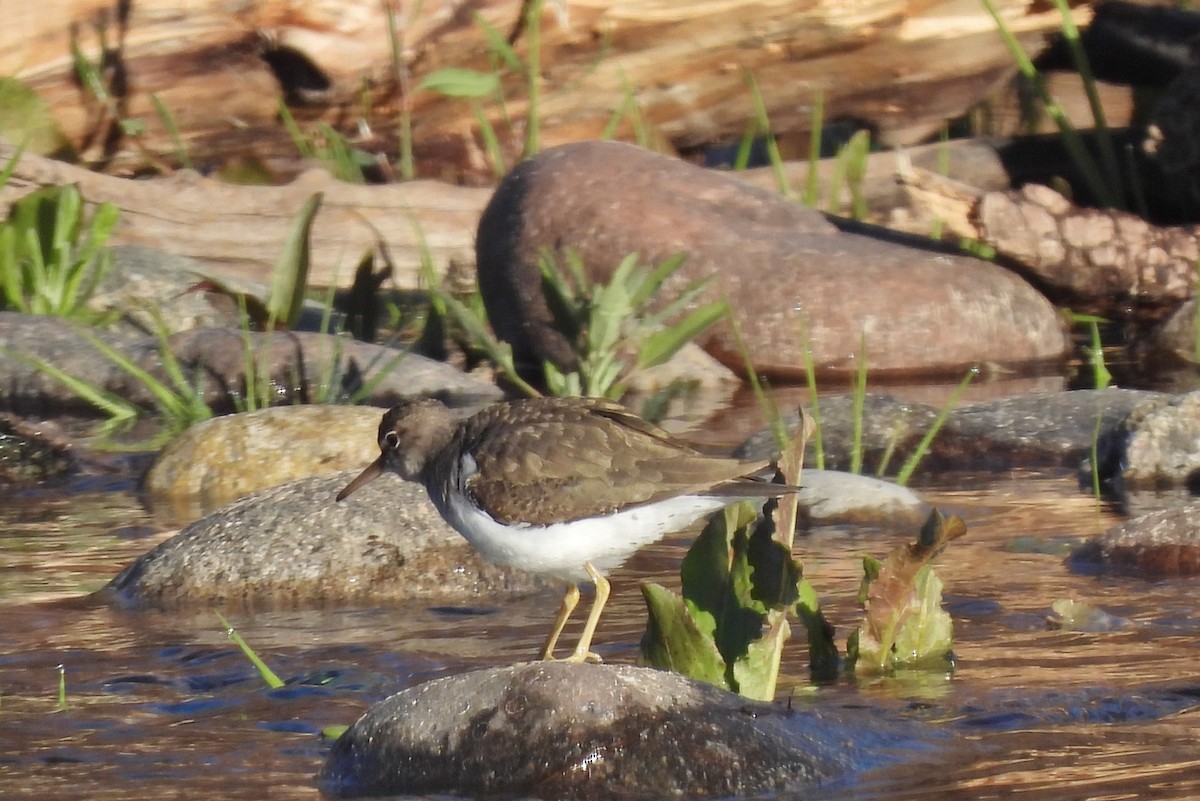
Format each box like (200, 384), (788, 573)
(439, 487), (731, 583)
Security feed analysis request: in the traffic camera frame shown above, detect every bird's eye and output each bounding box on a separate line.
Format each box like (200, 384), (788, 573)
(383, 431), (400, 450)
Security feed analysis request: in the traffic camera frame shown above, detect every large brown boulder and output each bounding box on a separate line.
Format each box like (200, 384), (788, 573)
(476, 141), (1070, 380)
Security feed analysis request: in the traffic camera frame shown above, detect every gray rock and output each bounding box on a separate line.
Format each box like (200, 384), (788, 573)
(476, 140), (1069, 380)
(319, 662), (865, 799)
(737, 389), (1165, 475)
(144, 405), (388, 513)
(1100, 391), (1200, 490)
(1069, 504), (1200, 577)
(94, 244), (254, 334)
(159, 327), (502, 412)
(0, 312), (157, 415)
(0, 312), (501, 419)
(100, 471), (541, 609)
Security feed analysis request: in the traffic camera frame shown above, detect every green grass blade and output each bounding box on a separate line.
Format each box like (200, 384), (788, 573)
(521, 0), (542, 159)
(796, 314), (824, 469)
(850, 330), (867, 474)
(473, 12), (524, 72)
(637, 299), (728, 369)
(803, 92), (824, 207)
(2, 346), (139, 424)
(267, 192), (323, 328)
(981, 0), (1116, 207)
(215, 612), (285, 689)
(56, 664), (67, 711)
(895, 365), (977, 486)
(1049, 0), (1121, 201)
(745, 70), (789, 197)
(150, 93), (193, 170)
(278, 100), (315, 159)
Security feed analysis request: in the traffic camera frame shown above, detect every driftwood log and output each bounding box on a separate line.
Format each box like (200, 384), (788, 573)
(5, 0), (1087, 179)
(900, 162), (1200, 315)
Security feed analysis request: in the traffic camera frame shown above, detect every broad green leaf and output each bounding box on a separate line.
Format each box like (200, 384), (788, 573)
(639, 582), (728, 688)
(732, 609), (790, 700)
(851, 510), (964, 674)
(419, 68), (501, 98)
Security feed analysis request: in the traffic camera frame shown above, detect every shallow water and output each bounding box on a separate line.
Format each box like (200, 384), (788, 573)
(2, 430), (1199, 798)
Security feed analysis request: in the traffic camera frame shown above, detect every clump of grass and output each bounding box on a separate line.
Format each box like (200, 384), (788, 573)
(982, 0), (1121, 208)
(420, 236), (727, 401)
(537, 249), (729, 399)
(0, 183), (119, 324)
(279, 103), (370, 183)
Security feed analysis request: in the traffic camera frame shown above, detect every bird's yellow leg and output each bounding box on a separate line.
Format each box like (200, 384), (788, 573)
(565, 563), (609, 664)
(540, 582), (580, 660)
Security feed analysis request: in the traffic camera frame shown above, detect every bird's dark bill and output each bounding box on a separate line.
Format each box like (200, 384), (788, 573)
(336, 456), (384, 501)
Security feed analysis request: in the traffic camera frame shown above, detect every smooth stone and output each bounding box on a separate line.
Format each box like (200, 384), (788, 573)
(736, 389), (1166, 474)
(475, 140), (1069, 380)
(318, 662), (876, 799)
(144, 405), (386, 513)
(796, 469), (926, 527)
(1069, 504), (1200, 577)
(99, 471), (541, 609)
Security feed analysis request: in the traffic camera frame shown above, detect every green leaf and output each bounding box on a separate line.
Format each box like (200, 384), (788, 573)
(266, 192), (323, 328)
(472, 12), (524, 72)
(636, 299), (728, 369)
(419, 68), (501, 98)
(731, 609), (790, 701)
(850, 510), (964, 674)
(639, 582), (729, 688)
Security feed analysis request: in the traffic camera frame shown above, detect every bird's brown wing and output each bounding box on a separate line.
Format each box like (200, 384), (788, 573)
(462, 398), (784, 526)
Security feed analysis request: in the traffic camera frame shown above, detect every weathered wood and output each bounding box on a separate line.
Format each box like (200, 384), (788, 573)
(1, 136), (1017, 289)
(899, 162), (1199, 311)
(0, 139), (489, 289)
(4, 0), (1088, 178)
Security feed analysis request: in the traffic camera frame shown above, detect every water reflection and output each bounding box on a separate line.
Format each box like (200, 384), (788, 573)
(2, 468), (1200, 799)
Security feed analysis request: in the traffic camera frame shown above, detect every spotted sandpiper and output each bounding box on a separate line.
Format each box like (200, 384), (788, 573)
(337, 396), (798, 662)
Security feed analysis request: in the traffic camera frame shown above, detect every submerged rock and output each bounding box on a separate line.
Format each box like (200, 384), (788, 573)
(476, 140), (1068, 380)
(0, 413), (74, 485)
(1069, 504), (1200, 577)
(100, 471), (541, 609)
(319, 662), (870, 799)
